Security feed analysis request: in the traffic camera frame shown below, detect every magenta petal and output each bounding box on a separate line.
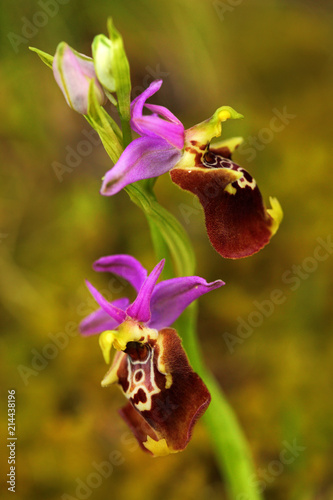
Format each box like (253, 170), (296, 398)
(126, 260), (165, 323)
(149, 277), (224, 330)
(130, 80), (184, 149)
(132, 114), (184, 149)
(93, 254), (147, 293)
(131, 80), (163, 119)
(100, 137), (181, 196)
(85, 280), (127, 324)
(79, 298), (130, 336)
(144, 103), (183, 126)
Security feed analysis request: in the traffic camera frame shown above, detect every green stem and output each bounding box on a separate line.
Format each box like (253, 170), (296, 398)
(120, 115), (132, 149)
(146, 218), (174, 280)
(125, 183), (195, 277)
(179, 305), (261, 500)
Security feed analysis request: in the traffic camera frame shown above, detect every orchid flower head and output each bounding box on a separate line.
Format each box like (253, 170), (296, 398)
(80, 254), (223, 456)
(100, 80), (282, 259)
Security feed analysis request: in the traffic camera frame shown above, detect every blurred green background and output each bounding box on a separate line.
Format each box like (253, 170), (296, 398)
(1, 0), (333, 499)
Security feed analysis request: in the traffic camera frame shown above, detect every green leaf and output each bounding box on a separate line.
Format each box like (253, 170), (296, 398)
(29, 47), (54, 69)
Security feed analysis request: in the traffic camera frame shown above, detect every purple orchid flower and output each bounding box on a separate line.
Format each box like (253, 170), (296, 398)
(100, 80), (282, 259)
(80, 254), (223, 456)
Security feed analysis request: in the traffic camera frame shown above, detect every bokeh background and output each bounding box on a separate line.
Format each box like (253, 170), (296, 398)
(1, 0), (333, 499)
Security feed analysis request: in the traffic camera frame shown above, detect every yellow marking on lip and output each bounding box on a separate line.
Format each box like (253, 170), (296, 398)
(210, 136), (244, 152)
(101, 351), (125, 387)
(218, 109), (231, 122)
(267, 196), (283, 236)
(143, 437), (178, 457)
(126, 346), (161, 411)
(224, 183), (237, 195)
(156, 335), (173, 389)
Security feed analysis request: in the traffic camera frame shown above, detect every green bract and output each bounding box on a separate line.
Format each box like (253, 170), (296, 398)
(29, 47), (53, 69)
(107, 18), (131, 121)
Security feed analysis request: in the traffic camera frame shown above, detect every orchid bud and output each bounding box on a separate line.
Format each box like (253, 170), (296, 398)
(92, 20), (131, 118)
(92, 35), (116, 93)
(52, 42), (106, 115)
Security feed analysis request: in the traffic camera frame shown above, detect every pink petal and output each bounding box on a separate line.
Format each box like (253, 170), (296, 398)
(101, 137), (181, 196)
(80, 298), (130, 336)
(93, 254), (147, 293)
(149, 276), (224, 330)
(85, 280), (127, 324)
(126, 260), (165, 323)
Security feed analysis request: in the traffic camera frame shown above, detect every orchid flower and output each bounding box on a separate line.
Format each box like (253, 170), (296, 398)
(100, 80), (282, 259)
(80, 254), (223, 456)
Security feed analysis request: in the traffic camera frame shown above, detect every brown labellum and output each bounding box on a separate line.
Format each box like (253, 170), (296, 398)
(114, 328), (211, 455)
(170, 151), (276, 259)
